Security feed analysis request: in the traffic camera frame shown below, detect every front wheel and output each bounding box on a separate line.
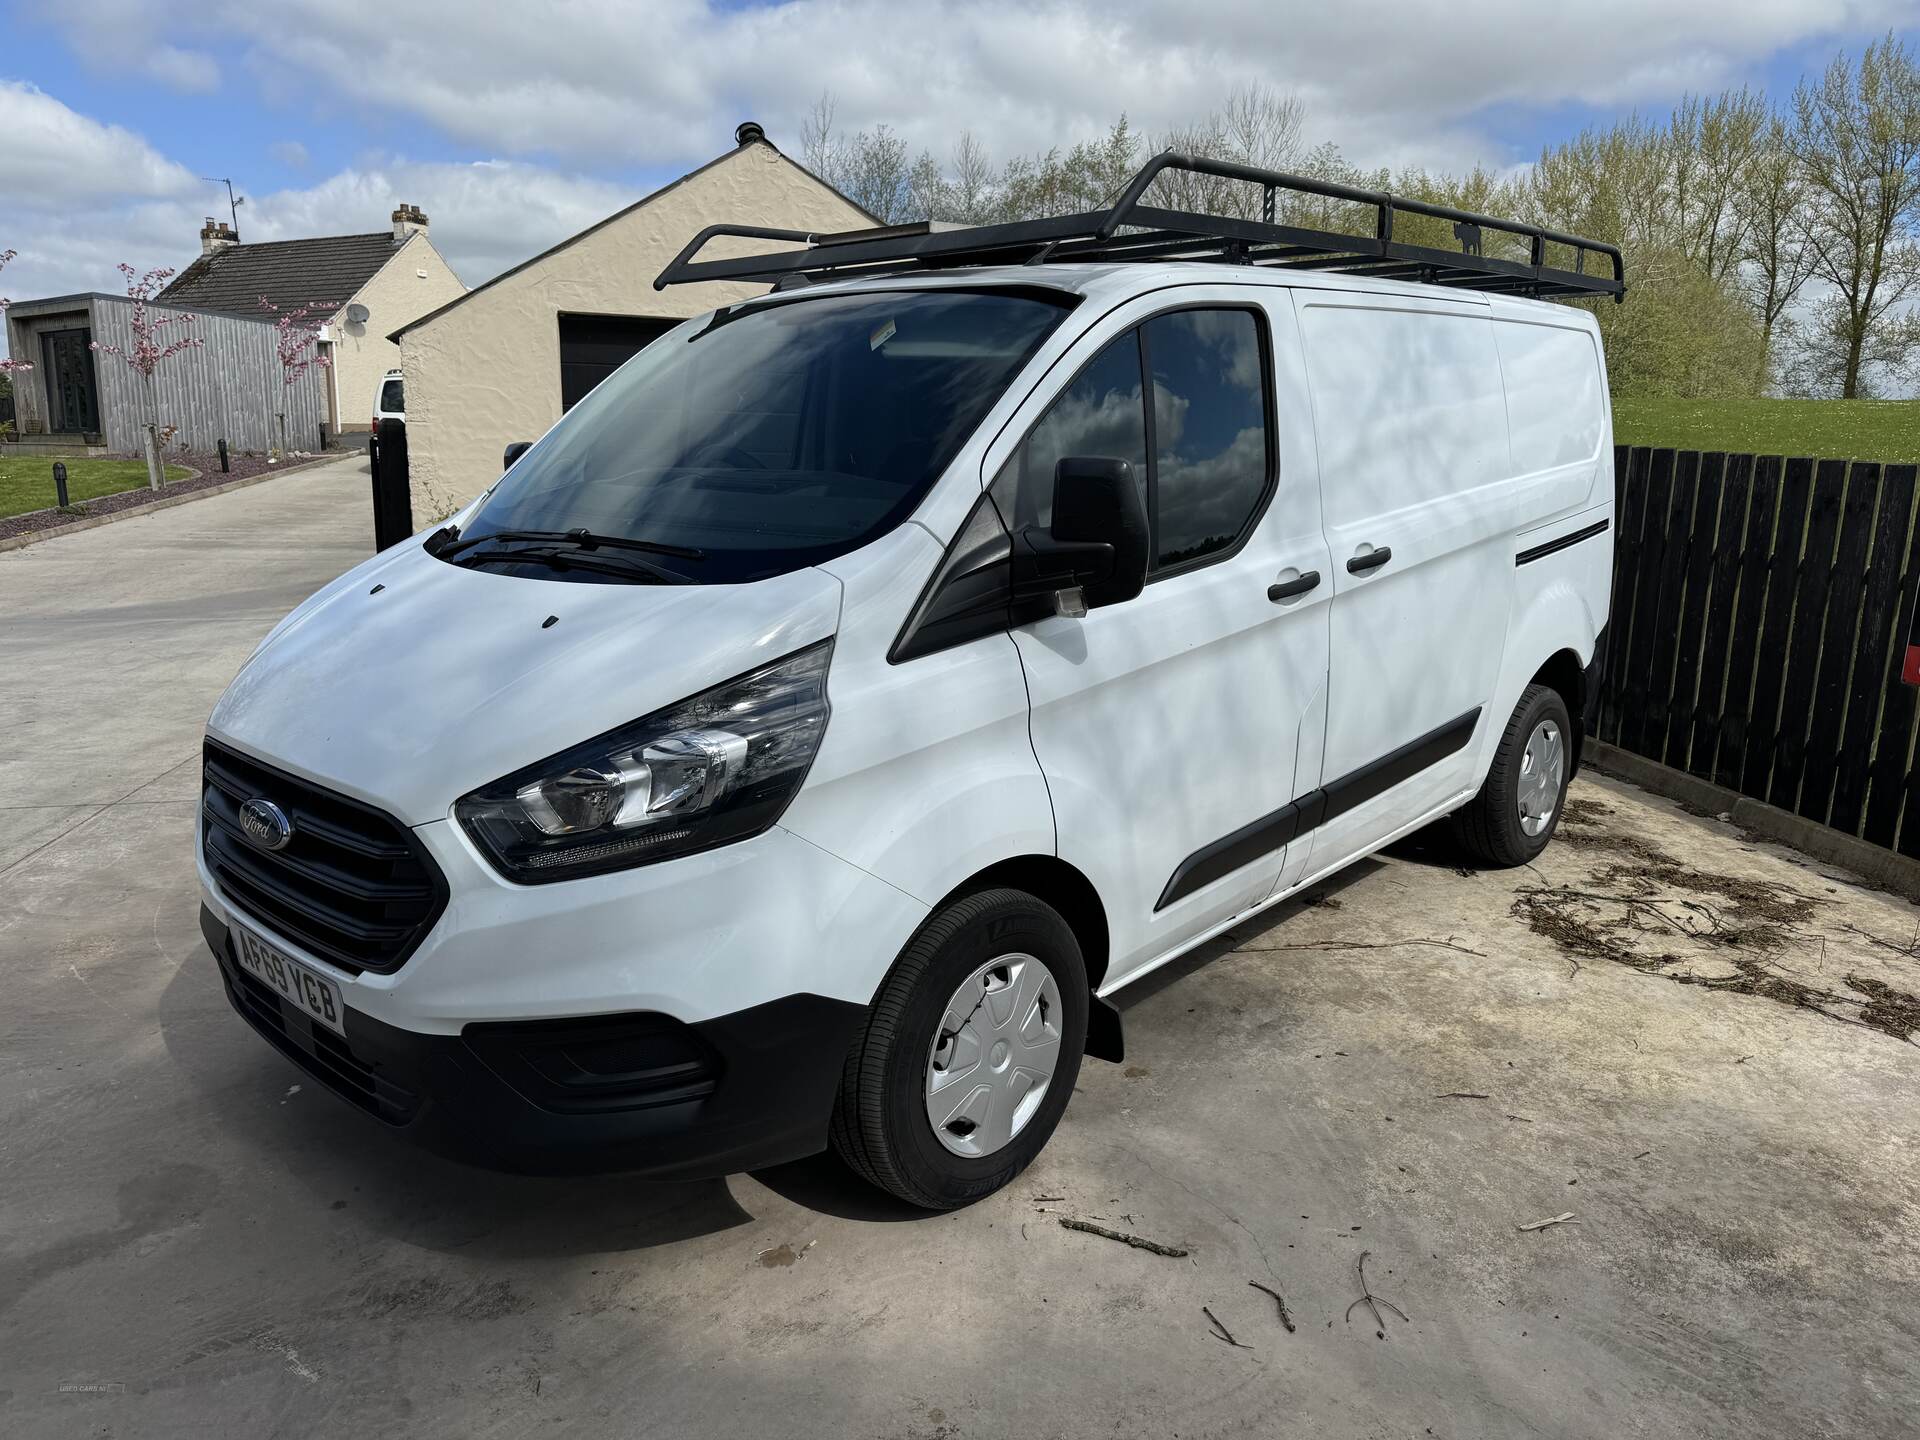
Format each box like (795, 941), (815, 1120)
(830, 888), (1089, 1210)
(1451, 683), (1572, 866)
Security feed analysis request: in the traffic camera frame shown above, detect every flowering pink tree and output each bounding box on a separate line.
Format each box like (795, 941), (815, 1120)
(0, 248), (28, 381)
(259, 296), (334, 457)
(91, 264), (205, 490)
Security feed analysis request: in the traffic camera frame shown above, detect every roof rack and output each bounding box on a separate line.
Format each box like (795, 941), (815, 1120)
(654, 151), (1624, 303)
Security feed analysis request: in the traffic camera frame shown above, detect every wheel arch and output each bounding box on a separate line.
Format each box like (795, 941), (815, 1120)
(1529, 647), (1589, 774)
(925, 853), (1123, 1064)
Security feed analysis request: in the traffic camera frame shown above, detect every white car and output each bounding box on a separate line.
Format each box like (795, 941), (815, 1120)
(197, 157), (1619, 1208)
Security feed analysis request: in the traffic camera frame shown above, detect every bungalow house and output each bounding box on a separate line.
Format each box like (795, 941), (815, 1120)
(160, 205), (465, 438)
(389, 122), (877, 521)
(3, 204), (464, 457)
(2, 290), (326, 455)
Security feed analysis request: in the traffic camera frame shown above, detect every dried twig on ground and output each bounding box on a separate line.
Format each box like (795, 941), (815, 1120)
(1058, 1217), (1188, 1257)
(1433, 1091), (1490, 1100)
(1248, 1281), (1295, 1333)
(1249, 938), (1486, 958)
(1343, 1250), (1408, 1339)
(1517, 1212), (1578, 1232)
(1204, 1305), (1251, 1349)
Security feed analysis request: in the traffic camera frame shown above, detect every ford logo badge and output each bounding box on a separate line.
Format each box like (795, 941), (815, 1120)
(238, 797), (294, 852)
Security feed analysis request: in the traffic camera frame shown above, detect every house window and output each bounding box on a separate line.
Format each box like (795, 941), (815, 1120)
(558, 313), (680, 411)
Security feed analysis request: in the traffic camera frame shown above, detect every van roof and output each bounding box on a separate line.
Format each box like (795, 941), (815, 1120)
(657, 150), (1624, 308)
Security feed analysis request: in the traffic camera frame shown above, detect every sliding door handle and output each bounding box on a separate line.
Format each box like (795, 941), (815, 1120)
(1267, 570), (1321, 602)
(1346, 546), (1393, 575)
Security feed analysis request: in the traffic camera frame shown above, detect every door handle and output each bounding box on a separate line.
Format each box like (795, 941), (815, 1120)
(1346, 547), (1393, 575)
(1267, 570), (1321, 602)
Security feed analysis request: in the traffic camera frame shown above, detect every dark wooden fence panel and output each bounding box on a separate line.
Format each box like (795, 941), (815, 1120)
(1596, 446), (1920, 854)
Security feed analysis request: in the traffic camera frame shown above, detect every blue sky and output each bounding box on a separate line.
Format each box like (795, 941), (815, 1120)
(4, 0), (1917, 345)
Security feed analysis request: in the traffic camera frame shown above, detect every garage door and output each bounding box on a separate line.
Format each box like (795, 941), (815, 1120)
(558, 313), (680, 411)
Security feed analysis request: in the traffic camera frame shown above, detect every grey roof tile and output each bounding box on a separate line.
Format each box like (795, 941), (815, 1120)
(158, 233), (402, 317)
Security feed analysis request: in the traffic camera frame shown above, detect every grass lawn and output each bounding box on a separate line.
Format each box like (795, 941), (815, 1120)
(0, 456), (193, 520)
(1613, 396), (1920, 463)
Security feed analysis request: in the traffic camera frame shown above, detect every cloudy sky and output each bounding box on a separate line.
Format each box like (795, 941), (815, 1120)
(4, 0), (1918, 358)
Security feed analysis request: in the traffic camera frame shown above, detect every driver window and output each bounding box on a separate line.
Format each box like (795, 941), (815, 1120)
(991, 331), (1147, 533)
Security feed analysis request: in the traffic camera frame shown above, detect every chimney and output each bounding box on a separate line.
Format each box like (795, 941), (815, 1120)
(391, 203), (428, 242)
(200, 217), (239, 255)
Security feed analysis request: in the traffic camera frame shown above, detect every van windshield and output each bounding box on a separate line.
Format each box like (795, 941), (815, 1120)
(454, 289), (1074, 584)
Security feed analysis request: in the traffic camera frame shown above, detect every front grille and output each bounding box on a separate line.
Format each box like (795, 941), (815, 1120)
(224, 961), (420, 1124)
(201, 740), (447, 975)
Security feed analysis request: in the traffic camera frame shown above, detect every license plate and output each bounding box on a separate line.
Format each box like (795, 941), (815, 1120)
(233, 922), (348, 1036)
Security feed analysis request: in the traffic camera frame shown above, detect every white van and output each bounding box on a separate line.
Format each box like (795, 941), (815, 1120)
(198, 157), (1620, 1208)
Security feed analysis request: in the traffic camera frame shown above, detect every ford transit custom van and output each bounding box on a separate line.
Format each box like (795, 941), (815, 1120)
(199, 154), (1622, 1208)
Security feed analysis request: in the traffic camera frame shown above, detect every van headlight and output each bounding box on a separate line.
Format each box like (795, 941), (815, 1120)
(454, 641), (832, 882)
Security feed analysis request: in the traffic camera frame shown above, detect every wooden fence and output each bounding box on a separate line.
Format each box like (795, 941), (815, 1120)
(1590, 446), (1920, 855)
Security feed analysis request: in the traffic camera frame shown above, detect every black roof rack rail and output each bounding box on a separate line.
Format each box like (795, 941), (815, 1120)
(654, 151), (1624, 303)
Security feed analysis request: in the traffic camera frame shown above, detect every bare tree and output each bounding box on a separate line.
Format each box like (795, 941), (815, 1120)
(1150, 83), (1307, 218)
(1789, 36), (1920, 397)
(801, 93), (913, 222)
(1739, 118), (1819, 387)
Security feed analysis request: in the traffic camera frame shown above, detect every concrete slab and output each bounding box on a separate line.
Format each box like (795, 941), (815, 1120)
(2, 462), (1917, 1438)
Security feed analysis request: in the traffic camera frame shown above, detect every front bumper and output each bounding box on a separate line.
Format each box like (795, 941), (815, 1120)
(204, 905), (867, 1177)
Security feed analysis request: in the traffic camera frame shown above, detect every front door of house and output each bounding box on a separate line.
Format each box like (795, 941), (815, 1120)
(41, 328), (100, 434)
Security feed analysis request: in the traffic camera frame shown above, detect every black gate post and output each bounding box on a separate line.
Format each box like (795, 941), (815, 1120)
(371, 417), (413, 551)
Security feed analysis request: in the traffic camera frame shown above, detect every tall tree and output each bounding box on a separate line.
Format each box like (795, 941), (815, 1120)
(1738, 118), (1819, 387)
(1668, 88), (1768, 278)
(1789, 36), (1920, 397)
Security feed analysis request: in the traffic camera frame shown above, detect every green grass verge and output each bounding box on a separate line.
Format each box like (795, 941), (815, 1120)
(1613, 397), (1920, 463)
(0, 456), (194, 520)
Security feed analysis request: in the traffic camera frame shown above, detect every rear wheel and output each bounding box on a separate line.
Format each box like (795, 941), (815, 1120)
(830, 888), (1088, 1210)
(1451, 683), (1571, 866)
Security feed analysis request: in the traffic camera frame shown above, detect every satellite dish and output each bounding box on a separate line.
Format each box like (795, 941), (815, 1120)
(345, 303), (370, 325)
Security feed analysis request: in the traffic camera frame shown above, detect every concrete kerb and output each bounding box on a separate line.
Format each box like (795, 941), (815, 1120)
(1583, 737), (1920, 902)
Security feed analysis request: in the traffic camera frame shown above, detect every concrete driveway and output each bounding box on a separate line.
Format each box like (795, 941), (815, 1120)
(4, 457), (1919, 1439)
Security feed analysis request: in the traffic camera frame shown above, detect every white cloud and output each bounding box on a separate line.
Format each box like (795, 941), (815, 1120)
(270, 139), (311, 170)
(0, 136), (634, 349)
(0, 81), (199, 209)
(28, 0), (1918, 178)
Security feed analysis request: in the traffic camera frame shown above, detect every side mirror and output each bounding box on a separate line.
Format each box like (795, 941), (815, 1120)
(503, 441), (532, 471)
(1010, 456), (1150, 615)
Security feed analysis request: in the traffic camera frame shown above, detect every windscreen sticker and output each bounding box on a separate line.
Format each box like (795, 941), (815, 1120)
(869, 317), (897, 351)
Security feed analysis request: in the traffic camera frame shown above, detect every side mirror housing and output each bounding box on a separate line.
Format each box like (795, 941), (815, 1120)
(503, 441), (532, 471)
(1010, 457), (1149, 614)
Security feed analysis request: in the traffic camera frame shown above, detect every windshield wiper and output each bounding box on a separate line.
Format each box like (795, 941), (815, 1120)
(450, 543), (692, 585)
(432, 527), (705, 562)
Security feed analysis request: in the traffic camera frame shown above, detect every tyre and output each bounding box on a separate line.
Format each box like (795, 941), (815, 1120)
(1450, 683), (1572, 867)
(830, 888), (1089, 1210)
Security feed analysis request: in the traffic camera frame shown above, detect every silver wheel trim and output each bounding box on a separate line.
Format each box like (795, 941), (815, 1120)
(1518, 718), (1565, 837)
(924, 952), (1064, 1159)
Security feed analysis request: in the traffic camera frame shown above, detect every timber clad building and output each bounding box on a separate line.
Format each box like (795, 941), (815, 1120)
(3, 204), (464, 456)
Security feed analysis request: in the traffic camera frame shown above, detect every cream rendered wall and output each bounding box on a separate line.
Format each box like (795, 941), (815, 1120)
(331, 233), (465, 433)
(397, 142), (872, 521)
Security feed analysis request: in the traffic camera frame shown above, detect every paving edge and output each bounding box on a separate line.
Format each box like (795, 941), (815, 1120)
(0, 457), (338, 552)
(1583, 738), (1920, 902)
